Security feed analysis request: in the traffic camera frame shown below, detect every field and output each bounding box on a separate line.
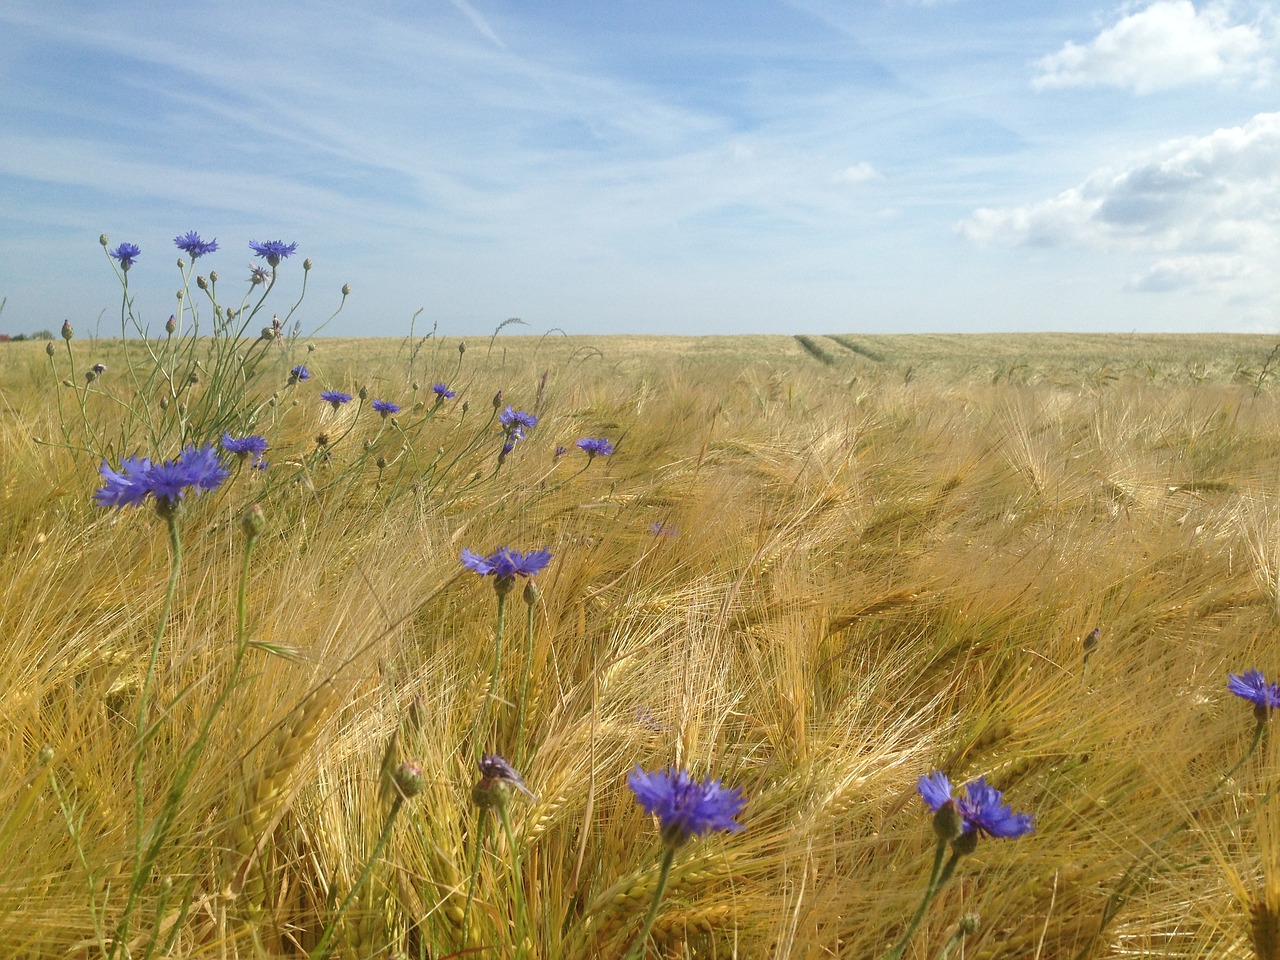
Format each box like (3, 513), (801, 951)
(4, 325), (1280, 959)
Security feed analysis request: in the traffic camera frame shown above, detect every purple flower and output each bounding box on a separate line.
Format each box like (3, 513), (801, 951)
(248, 264), (270, 286)
(221, 433), (268, 466)
(479, 753), (535, 798)
(499, 407), (538, 432)
(432, 383), (456, 400)
(576, 437), (613, 458)
(917, 772), (1033, 840)
(249, 240), (298, 267)
(372, 399), (400, 417)
(95, 444), (229, 512)
(1228, 670), (1280, 712)
(110, 242), (141, 271)
(461, 547), (551, 582)
(629, 766), (746, 848)
(321, 390), (352, 408)
(650, 522), (677, 538)
(289, 365), (310, 384)
(554, 445), (567, 458)
(174, 231), (218, 258)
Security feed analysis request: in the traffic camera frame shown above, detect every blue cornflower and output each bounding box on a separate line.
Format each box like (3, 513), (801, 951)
(321, 390), (352, 408)
(289, 365), (310, 384)
(554, 445), (567, 458)
(1228, 670), (1280, 713)
(95, 444), (229, 514)
(576, 437), (613, 458)
(372, 399), (400, 417)
(174, 231), (218, 258)
(110, 242), (141, 271)
(917, 772), (1033, 840)
(629, 766), (746, 849)
(499, 407), (538, 432)
(221, 433), (268, 467)
(249, 239), (298, 266)
(461, 547), (552, 583)
(432, 383), (456, 400)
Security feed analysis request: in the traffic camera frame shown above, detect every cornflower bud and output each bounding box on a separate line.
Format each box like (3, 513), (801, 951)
(209, 270), (218, 283)
(45, 342), (55, 357)
(932, 799), (964, 843)
(393, 761), (425, 798)
(165, 315), (177, 334)
(341, 282), (351, 296)
(196, 275), (208, 290)
(61, 320), (73, 341)
(98, 234), (109, 247)
(241, 504), (266, 538)
(303, 258), (313, 271)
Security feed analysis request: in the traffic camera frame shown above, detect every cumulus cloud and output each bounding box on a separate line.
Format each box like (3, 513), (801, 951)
(831, 162), (880, 185)
(1032, 1), (1274, 94)
(959, 111), (1280, 295)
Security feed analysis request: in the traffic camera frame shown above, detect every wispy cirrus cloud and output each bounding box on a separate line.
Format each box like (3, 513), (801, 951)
(959, 111), (1280, 296)
(1032, 1), (1276, 94)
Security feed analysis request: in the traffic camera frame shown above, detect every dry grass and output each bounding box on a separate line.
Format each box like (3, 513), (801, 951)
(0, 332), (1278, 958)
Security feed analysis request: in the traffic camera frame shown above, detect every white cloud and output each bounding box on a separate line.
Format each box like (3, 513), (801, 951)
(445, 0), (506, 49)
(1032, 1), (1274, 94)
(959, 111), (1280, 296)
(831, 162), (880, 185)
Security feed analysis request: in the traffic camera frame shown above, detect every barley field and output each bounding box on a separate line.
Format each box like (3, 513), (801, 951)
(5, 321), (1280, 959)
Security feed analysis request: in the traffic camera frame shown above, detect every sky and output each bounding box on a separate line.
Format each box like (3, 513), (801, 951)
(1, 0), (1277, 337)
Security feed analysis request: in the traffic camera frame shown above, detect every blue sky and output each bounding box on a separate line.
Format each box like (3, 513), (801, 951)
(1, 1), (1277, 336)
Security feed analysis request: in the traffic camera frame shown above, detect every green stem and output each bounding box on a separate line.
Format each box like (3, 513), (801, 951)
(309, 795), (406, 960)
(462, 813), (489, 944)
(498, 804), (528, 960)
(111, 512), (183, 960)
(622, 846), (676, 960)
(516, 598), (535, 766)
(882, 846), (962, 960)
(134, 527), (261, 890)
(472, 591), (507, 760)
(49, 768), (109, 955)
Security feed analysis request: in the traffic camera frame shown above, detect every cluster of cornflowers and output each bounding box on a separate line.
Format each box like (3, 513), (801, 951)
(498, 406), (537, 458)
(105, 233), (300, 287)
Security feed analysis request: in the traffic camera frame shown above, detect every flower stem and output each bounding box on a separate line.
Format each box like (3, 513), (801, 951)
(462, 813), (489, 943)
(882, 843), (961, 960)
(622, 846), (676, 960)
(516, 598), (535, 766)
(309, 795), (406, 960)
(110, 513), (183, 959)
(498, 803), (528, 959)
(478, 593), (507, 759)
